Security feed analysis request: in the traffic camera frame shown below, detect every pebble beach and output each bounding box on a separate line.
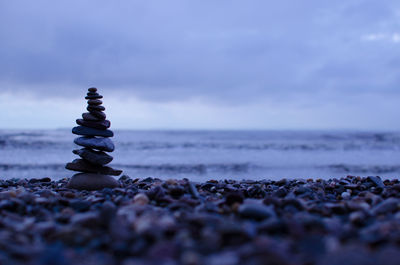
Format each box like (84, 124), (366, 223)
(2, 1), (400, 264)
(0, 175), (399, 265)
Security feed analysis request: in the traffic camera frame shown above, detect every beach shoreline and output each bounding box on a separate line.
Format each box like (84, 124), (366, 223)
(0, 175), (399, 264)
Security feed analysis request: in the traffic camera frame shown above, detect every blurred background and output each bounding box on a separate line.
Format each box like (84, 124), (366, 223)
(0, 1), (399, 180)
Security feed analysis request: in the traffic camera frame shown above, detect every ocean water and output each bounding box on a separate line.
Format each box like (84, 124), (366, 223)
(0, 130), (399, 181)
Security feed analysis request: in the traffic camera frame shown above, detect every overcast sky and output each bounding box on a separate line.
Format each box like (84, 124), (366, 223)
(0, 0), (399, 130)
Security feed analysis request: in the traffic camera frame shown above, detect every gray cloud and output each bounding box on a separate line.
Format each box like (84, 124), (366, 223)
(0, 0), (399, 104)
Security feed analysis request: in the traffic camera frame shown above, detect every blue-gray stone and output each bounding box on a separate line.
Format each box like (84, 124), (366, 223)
(87, 99), (102, 106)
(238, 203), (276, 220)
(66, 159), (122, 175)
(82, 112), (103, 121)
(73, 148), (113, 165)
(371, 198), (399, 215)
(85, 93), (103, 100)
(72, 126), (113, 137)
(89, 110), (106, 120)
(367, 176), (385, 188)
(76, 119), (110, 130)
(67, 173), (119, 190)
(74, 137), (115, 152)
(87, 105), (105, 112)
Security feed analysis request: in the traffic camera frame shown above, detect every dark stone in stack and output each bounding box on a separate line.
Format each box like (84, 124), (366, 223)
(66, 87), (121, 190)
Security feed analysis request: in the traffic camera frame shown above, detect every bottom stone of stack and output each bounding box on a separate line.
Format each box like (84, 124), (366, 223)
(67, 173), (120, 190)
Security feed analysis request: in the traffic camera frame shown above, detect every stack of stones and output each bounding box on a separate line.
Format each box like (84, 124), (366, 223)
(66, 87), (122, 190)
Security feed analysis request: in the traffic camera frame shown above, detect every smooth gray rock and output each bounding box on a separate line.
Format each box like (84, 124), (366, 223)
(82, 112), (103, 121)
(87, 99), (102, 106)
(372, 198), (399, 215)
(73, 148), (113, 165)
(74, 137), (115, 152)
(67, 173), (120, 190)
(367, 176), (385, 188)
(89, 110), (106, 120)
(76, 119), (110, 130)
(85, 94), (103, 100)
(70, 212), (99, 226)
(239, 203), (276, 220)
(88, 87), (97, 92)
(72, 126), (113, 137)
(87, 105), (105, 112)
(65, 159), (122, 176)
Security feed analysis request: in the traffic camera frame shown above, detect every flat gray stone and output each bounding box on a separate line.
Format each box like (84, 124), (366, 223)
(73, 148), (113, 165)
(367, 176), (385, 188)
(87, 99), (102, 106)
(67, 173), (120, 190)
(89, 110), (106, 120)
(82, 112), (104, 121)
(239, 203), (276, 220)
(87, 105), (105, 112)
(74, 137), (115, 152)
(65, 159), (122, 176)
(85, 94), (103, 100)
(76, 119), (110, 130)
(372, 198), (400, 215)
(72, 126), (113, 137)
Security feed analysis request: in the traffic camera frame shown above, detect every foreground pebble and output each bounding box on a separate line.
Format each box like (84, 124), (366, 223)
(0, 175), (399, 264)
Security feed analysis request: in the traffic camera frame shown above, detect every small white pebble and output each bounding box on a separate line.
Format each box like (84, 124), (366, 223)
(341, 192), (351, 200)
(133, 193), (149, 205)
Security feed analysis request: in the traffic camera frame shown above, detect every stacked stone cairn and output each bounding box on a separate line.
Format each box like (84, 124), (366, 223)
(66, 87), (122, 190)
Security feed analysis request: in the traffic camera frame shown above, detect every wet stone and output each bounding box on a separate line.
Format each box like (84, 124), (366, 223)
(146, 186), (165, 201)
(71, 212), (99, 226)
(69, 199), (92, 211)
(188, 182), (200, 199)
(238, 203), (276, 220)
(82, 112), (104, 121)
(224, 191), (244, 205)
(87, 99), (103, 106)
(367, 176), (385, 189)
(72, 126), (113, 137)
(29, 177), (51, 183)
(67, 173), (119, 190)
(73, 148), (113, 165)
(371, 198), (399, 215)
(76, 119), (111, 130)
(89, 110), (106, 120)
(85, 94), (103, 100)
(273, 187), (287, 198)
(74, 137), (115, 152)
(65, 159), (122, 176)
(341, 192), (351, 200)
(100, 201), (117, 226)
(87, 105), (105, 112)
(133, 193), (149, 205)
(168, 185), (185, 199)
(349, 211), (367, 226)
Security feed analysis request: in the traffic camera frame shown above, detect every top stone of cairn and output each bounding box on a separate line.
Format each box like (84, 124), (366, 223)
(85, 88), (103, 99)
